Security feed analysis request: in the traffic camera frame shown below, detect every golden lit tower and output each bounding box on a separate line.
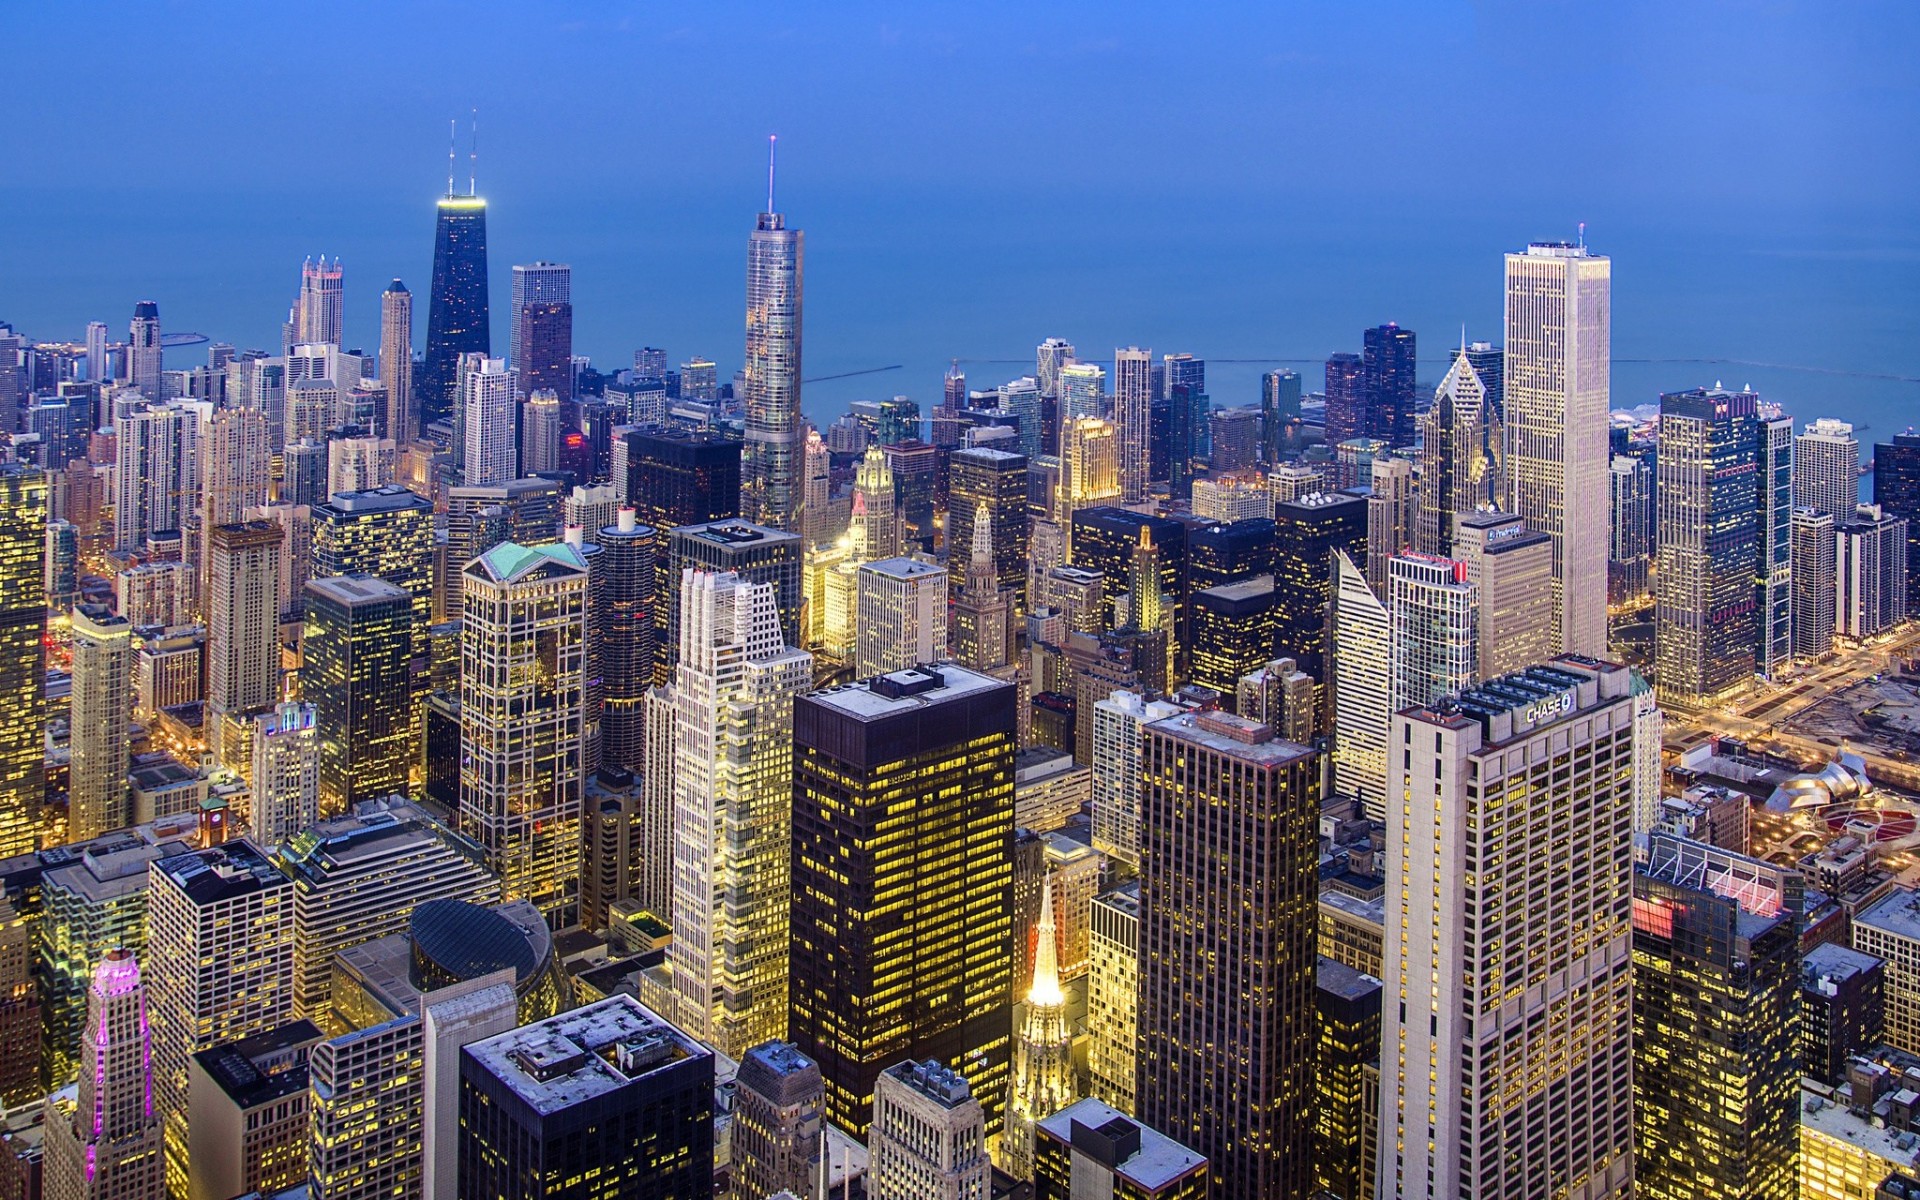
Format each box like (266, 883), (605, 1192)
(0, 466), (47, 858)
(1002, 875), (1078, 1181)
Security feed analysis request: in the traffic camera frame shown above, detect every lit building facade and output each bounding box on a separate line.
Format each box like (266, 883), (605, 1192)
(741, 193), (805, 532)
(69, 604), (133, 841)
(303, 575), (414, 811)
(855, 556), (947, 677)
(1655, 387), (1760, 706)
(43, 950), (164, 1200)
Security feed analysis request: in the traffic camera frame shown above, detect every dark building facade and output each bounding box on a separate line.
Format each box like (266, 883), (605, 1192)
(419, 196), (490, 430)
(1260, 369), (1301, 465)
(1799, 942), (1885, 1086)
(1875, 430), (1920, 612)
(948, 447), (1030, 610)
(1184, 518), (1277, 595)
(882, 440), (939, 554)
(1316, 956), (1382, 1200)
(1271, 491), (1368, 678)
(1188, 577), (1277, 701)
(1137, 709), (1319, 1200)
(622, 428), (742, 533)
(1632, 835), (1800, 1200)
(1323, 352), (1364, 447)
(595, 513), (658, 770)
(1361, 323), (1417, 448)
(457, 996), (714, 1200)
(788, 665), (1016, 1140)
(1070, 507), (1188, 651)
(303, 576), (414, 812)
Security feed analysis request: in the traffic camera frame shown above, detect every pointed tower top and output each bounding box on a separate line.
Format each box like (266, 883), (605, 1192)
(1028, 874), (1064, 1008)
(447, 117), (457, 198)
(767, 134), (778, 214)
(971, 501), (994, 568)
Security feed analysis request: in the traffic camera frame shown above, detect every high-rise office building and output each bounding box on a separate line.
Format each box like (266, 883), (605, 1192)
(1324, 351), (1364, 447)
(596, 510), (658, 770)
(296, 255), (344, 346)
(1189, 576), (1278, 700)
(68, 604), (133, 841)
(520, 388), (564, 476)
(1273, 490), (1368, 678)
(1655, 388), (1760, 705)
(1362, 322), (1416, 447)
(1382, 658), (1636, 1200)
(1138, 708), (1318, 1199)
(459, 542), (588, 926)
(1033, 1100), (1209, 1200)
(851, 445), (901, 561)
(1608, 454), (1654, 604)
(420, 191), (489, 430)
(146, 841), (294, 1199)
(741, 167), (804, 532)
(111, 403), (185, 552)
(509, 262), (572, 402)
(85, 320), (108, 384)
(1366, 455), (1417, 591)
(868, 1060), (991, 1200)
(462, 357), (516, 486)
(1261, 368), (1302, 464)
(1089, 691), (1183, 867)
(659, 569), (811, 1059)
(276, 798), (495, 1029)
(311, 484), (434, 670)
(1464, 340), (1504, 417)
(1058, 361), (1105, 429)
(790, 664), (1015, 1137)
(303, 575), (413, 811)
(1002, 877), (1077, 1182)
(665, 520), (803, 662)
(248, 699), (318, 848)
(1416, 348), (1502, 556)
(1633, 834), (1800, 1200)
(457, 996), (714, 1200)
(129, 302), (163, 400)
(621, 428), (742, 529)
(1330, 551), (1391, 817)
(733, 1041), (825, 1200)
(855, 557), (947, 676)
(1837, 503), (1910, 638)
(1086, 882), (1141, 1118)
(205, 520), (282, 765)
(43, 950), (164, 1200)
(952, 505), (1015, 675)
(1756, 415), (1795, 680)
(1317, 956), (1384, 1200)
(1452, 511), (1556, 680)
(1059, 417), (1122, 543)
(1874, 430), (1920, 613)
(1388, 554), (1479, 717)
(379, 280), (413, 445)
(1505, 241), (1611, 655)
(1796, 417), (1860, 518)
(198, 405), (270, 545)
(1036, 338), (1075, 405)
(1113, 347), (1153, 502)
(1789, 506), (1835, 656)
(1799, 943), (1885, 1087)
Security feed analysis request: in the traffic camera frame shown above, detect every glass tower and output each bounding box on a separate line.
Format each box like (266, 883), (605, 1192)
(0, 466), (46, 860)
(741, 182), (804, 532)
(420, 195), (490, 431)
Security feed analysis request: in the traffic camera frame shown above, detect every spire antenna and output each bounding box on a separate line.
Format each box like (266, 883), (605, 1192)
(469, 108), (478, 196)
(767, 134), (777, 214)
(447, 118), (456, 198)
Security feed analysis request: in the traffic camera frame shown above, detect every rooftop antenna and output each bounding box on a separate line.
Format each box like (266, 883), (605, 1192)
(766, 134), (777, 214)
(469, 108), (478, 197)
(447, 118), (456, 198)
(1578, 220), (1586, 250)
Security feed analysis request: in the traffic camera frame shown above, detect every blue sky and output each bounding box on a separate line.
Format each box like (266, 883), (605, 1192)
(2, 1), (1916, 424)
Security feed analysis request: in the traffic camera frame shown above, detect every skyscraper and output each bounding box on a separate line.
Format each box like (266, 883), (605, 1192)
(520, 388), (564, 476)
(1002, 876), (1077, 1182)
(509, 262), (573, 402)
(459, 542), (588, 926)
(1795, 417), (1860, 517)
(1261, 368), (1302, 463)
(379, 280), (413, 445)
(1756, 414), (1795, 681)
(732, 1041), (825, 1200)
(249, 699), (318, 847)
(1272, 490), (1369, 678)
(1505, 241), (1611, 655)
(1837, 503), (1910, 638)
(462, 357), (516, 487)
(1655, 387), (1760, 706)
(1329, 550), (1390, 817)
(111, 403), (185, 553)
(129, 302), (162, 400)
(1608, 454), (1654, 604)
(1791, 507), (1838, 659)
(596, 510), (658, 771)
(1089, 691), (1183, 868)
(420, 190), (490, 430)
(1382, 658), (1636, 1200)
(1057, 361), (1105, 425)
(790, 664), (1015, 1137)
(664, 521), (803, 664)
(1632, 834), (1800, 1200)
(868, 1060), (991, 1200)
(43, 950), (164, 1200)
(1873, 430), (1920, 613)
(1113, 347), (1153, 502)
(622, 428), (743, 531)
(1388, 553), (1479, 716)
(68, 605), (132, 842)
(204, 520), (282, 765)
(660, 569), (811, 1059)
(741, 151), (804, 532)
(1366, 455), (1417, 591)
(296, 255), (344, 346)
(1452, 511), (1557, 680)
(1415, 348), (1502, 556)
(1362, 322), (1416, 447)
(1138, 708), (1319, 1199)
(851, 445), (901, 561)
(855, 557), (947, 676)
(1324, 351), (1364, 447)
(146, 841), (293, 1199)
(304, 575), (414, 811)
(951, 505), (1015, 675)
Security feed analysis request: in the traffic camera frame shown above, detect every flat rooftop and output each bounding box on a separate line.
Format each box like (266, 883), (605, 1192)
(1802, 942), (1884, 988)
(805, 662), (1005, 722)
(155, 840), (286, 905)
(1856, 887), (1920, 944)
(1036, 1098), (1207, 1190)
(463, 994), (708, 1116)
(1316, 955), (1384, 1003)
(1146, 709), (1314, 767)
(858, 556), (944, 580)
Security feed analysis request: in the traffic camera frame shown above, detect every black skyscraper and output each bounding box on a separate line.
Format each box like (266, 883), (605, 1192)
(1874, 431), (1920, 611)
(419, 194), (490, 430)
(1362, 323), (1416, 448)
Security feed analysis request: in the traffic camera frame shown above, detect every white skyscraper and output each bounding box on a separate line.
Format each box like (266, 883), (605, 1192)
(112, 403), (186, 552)
(855, 557), (947, 677)
(1056, 361), (1105, 426)
(68, 605), (133, 842)
(461, 357), (516, 487)
(296, 256), (344, 347)
(128, 302), (163, 400)
(662, 568), (812, 1059)
(1380, 658), (1635, 1200)
(85, 320), (108, 384)
(1113, 347), (1154, 502)
(1089, 689), (1183, 868)
(1504, 241), (1610, 655)
(248, 700), (318, 848)
(851, 445), (900, 562)
(1795, 417), (1861, 517)
(379, 280), (413, 446)
(1388, 554), (1480, 716)
(1329, 550), (1391, 820)
(326, 435), (397, 496)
